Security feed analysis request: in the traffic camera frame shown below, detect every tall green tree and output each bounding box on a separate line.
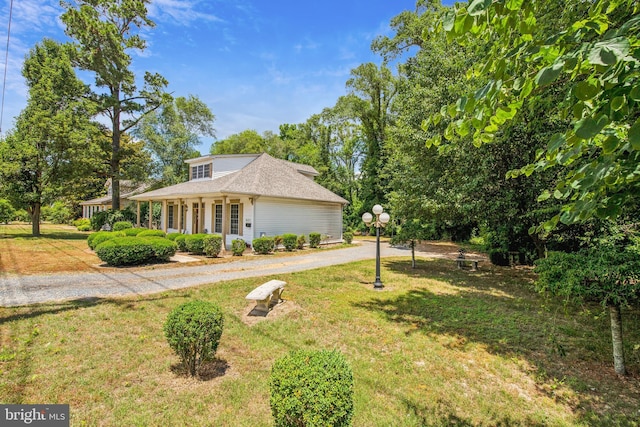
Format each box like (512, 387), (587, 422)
(342, 63), (397, 211)
(210, 129), (267, 155)
(0, 39), (96, 235)
(135, 95), (215, 185)
(61, 0), (169, 210)
(437, 0), (639, 228)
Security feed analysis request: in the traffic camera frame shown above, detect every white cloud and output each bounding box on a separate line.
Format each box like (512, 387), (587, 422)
(147, 0), (223, 26)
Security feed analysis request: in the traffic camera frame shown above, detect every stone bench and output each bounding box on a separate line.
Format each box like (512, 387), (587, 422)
(456, 258), (482, 271)
(246, 280), (286, 315)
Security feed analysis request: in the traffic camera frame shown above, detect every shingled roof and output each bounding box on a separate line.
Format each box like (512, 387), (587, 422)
(129, 153), (348, 204)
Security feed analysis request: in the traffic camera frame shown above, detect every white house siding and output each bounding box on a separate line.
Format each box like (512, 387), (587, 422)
(253, 197), (343, 243)
(212, 156), (256, 179)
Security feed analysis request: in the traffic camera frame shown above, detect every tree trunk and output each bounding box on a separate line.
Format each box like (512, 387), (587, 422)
(31, 202), (41, 237)
(609, 304), (627, 376)
(111, 92), (121, 211)
(530, 232), (546, 260)
(411, 240), (416, 269)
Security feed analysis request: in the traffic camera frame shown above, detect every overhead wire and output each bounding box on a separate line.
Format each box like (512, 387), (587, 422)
(1, 0), (15, 134)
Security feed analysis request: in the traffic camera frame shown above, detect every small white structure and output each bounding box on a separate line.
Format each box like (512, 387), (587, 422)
(128, 153), (348, 250)
(246, 279), (286, 315)
(80, 179), (149, 219)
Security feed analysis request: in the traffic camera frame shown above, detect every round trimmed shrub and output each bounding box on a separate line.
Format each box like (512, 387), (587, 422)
(87, 231), (124, 250)
(270, 349), (354, 427)
(231, 238), (246, 256)
(296, 234), (306, 250)
(167, 232), (182, 241)
(122, 227), (145, 236)
(74, 218), (91, 230)
(185, 233), (208, 254)
(112, 221), (133, 231)
(174, 234), (187, 252)
(164, 300), (224, 377)
(343, 232), (353, 244)
(146, 237), (177, 261)
(203, 235), (223, 257)
(309, 232), (321, 248)
(282, 233), (298, 251)
(137, 229), (166, 238)
(95, 237), (155, 266)
(252, 237), (275, 255)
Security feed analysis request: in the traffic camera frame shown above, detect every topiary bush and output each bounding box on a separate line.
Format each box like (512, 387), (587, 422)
(94, 237), (176, 265)
(184, 233), (208, 255)
(309, 232), (321, 248)
(174, 234), (187, 252)
(137, 229), (166, 238)
(87, 231), (125, 250)
(203, 235), (223, 257)
(282, 233), (298, 251)
(122, 227), (145, 236)
(164, 300), (224, 377)
(252, 237), (275, 255)
(270, 349), (354, 427)
(343, 232), (353, 244)
(95, 237), (155, 266)
(167, 232), (182, 241)
(231, 238), (246, 256)
(112, 221), (133, 231)
(146, 237), (177, 261)
(73, 218), (91, 230)
(296, 234), (306, 250)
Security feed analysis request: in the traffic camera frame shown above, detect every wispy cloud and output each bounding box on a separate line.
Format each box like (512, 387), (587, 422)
(147, 0), (223, 26)
(293, 38), (320, 54)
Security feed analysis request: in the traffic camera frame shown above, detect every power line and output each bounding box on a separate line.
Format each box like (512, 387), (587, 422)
(1, 0), (15, 134)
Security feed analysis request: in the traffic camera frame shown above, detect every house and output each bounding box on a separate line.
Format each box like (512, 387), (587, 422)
(128, 153), (348, 250)
(80, 179), (149, 219)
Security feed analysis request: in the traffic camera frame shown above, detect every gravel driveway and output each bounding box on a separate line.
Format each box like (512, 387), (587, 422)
(0, 241), (451, 307)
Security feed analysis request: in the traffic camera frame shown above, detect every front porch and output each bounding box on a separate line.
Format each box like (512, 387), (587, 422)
(134, 194), (255, 250)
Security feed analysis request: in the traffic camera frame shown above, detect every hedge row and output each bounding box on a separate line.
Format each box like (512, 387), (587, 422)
(95, 236), (176, 266)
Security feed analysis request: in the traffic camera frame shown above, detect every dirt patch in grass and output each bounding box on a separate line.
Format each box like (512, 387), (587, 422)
(240, 300), (303, 326)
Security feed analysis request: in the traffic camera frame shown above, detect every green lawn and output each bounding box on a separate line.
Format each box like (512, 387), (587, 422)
(1, 256), (639, 426)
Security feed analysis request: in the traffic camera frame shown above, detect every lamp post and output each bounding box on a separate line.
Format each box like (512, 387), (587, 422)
(362, 204), (390, 289)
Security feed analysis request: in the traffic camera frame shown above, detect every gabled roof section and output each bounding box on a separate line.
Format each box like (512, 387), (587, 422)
(129, 153), (347, 204)
(81, 182), (150, 205)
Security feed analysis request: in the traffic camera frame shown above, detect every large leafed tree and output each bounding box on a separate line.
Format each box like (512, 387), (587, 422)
(61, 0), (169, 209)
(135, 95), (215, 185)
(0, 39), (97, 235)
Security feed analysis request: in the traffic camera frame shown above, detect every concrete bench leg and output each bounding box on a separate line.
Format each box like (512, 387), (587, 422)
(254, 295), (272, 314)
(270, 288), (284, 307)
(471, 261), (478, 271)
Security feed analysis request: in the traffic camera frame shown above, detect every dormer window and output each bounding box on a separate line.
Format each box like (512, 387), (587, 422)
(191, 163), (211, 180)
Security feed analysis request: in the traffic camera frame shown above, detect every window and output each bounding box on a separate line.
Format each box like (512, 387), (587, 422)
(191, 163), (212, 180)
(214, 204), (222, 233)
(168, 205), (175, 229)
(230, 204), (239, 235)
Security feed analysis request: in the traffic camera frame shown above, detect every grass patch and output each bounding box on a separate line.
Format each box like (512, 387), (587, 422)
(1, 258), (639, 425)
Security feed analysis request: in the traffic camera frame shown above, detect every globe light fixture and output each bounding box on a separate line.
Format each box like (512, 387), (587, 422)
(362, 205), (390, 289)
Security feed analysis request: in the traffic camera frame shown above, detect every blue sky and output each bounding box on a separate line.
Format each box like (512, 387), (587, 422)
(0, 0), (451, 153)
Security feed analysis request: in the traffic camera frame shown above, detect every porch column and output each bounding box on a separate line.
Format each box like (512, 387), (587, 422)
(199, 197), (204, 233)
(162, 200), (168, 233)
(177, 199), (182, 233)
(136, 202), (141, 228)
(148, 201), (153, 229)
(221, 195), (227, 253)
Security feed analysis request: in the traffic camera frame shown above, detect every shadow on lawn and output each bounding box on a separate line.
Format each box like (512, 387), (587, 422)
(0, 293), (182, 325)
(353, 258), (640, 425)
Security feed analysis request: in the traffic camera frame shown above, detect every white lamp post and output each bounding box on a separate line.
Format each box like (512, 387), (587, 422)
(362, 204), (390, 289)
